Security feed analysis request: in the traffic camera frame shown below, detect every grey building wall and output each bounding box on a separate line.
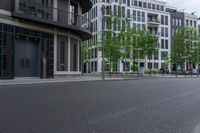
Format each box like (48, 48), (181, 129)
(0, 0), (12, 11)
(166, 8), (185, 46)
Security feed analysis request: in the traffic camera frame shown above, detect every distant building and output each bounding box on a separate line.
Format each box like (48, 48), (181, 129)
(166, 6), (185, 71)
(83, 0), (171, 73)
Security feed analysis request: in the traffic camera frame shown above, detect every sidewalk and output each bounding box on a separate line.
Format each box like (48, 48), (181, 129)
(1, 74), (197, 86)
(0, 76), (102, 86)
(0, 76), (136, 86)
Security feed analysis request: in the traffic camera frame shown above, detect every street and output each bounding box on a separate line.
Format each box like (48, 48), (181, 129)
(1, 78), (200, 133)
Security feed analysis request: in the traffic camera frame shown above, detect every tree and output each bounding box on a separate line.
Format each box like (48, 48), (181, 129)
(171, 27), (198, 76)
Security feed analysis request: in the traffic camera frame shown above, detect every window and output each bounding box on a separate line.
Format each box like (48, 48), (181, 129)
(154, 52), (159, 60)
(133, 10), (136, 21)
(165, 40), (168, 49)
(161, 15), (164, 25)
(156, 5), (159, 10)
(161, 39), (164, 49)
(148, 63), (152, 69)
(127, 0), (130, 6)
(137, 11), (141, 21)
(152, 4), (155, 9)
(122, 6), (125, 17)
(154, 63), (159, 69)
(194, 21), (197, 27)
(165, 16), (168, 25)
(57, 37), (68, 71)
(123, 0), (126, 4)
(113, 5), (117, 15)
(133, 23), (136, 29)
(142, 12), (145, 22)
(161, 51), (168, 60)
(70, 2), (78, 26)
(139, 1), (142, 7)
(142, 24), (145, 30)
(161, 27), (164, 37)
(60, 41), (65, 65)
(148, 3), (151, 9)
(106, 5), (111, 15)
(161, 5), (164, 11)
(165, 28), (168, 37)
(137, 24), (141, 30)
(127, 9), (130, 18)
(134, 0), (138, 6)
(143, 2), (147, 8)
(186, 20), (189, 26)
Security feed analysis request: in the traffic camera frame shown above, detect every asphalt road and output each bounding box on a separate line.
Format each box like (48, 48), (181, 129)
(1, 78), (200, 133)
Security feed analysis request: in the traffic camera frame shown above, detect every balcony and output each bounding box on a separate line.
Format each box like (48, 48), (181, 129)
(148, 19), (160, 27)
(12, 0), (92, 41)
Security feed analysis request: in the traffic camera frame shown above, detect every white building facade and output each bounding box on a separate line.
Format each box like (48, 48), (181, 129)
(83, 0), (172, 73)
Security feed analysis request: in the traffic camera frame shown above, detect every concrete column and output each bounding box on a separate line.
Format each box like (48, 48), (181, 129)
(15, 0), (19, 12)
(77, 41), (80, 71)
(54, 30), (57, 74)
(68, 0), (71, 25)
(53, 0), (57, 22)
(68, 34), (71, 72)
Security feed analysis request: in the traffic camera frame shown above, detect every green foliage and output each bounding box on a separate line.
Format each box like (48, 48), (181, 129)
(130, 64), (139, 72)
(144, 69), (158, 74)
(171, 27), (200, 71)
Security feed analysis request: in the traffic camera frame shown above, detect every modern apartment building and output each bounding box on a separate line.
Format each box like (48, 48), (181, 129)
(166, 6), (185, 71)
(184, 12), (199, 71)
(83, 0), (171, 73)
(0, 0), (92, 79)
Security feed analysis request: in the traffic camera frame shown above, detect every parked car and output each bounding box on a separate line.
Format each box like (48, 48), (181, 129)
(160, 68), (169, 74)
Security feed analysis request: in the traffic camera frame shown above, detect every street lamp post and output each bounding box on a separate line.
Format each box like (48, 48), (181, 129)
(101, 6), (105, 80)
(196, 43), (199, 77)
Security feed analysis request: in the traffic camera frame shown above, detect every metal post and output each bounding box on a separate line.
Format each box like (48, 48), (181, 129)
(101, 6), (105, 80)
(197, 45), (199, 77)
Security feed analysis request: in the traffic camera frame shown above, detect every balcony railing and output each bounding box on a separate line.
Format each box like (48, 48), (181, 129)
(148, 19), (160, 24)
(13, 0), (92, 33)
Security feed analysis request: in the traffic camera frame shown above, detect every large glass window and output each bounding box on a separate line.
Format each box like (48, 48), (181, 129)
(70, 38), (78, 71)
(70, 2), (78, 26)
(57, 36), (68, 71)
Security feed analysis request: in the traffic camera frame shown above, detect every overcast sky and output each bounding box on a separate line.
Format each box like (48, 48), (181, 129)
(162, 0), (200, 15)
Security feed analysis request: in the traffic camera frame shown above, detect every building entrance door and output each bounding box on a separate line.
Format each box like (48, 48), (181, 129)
(14, 36), (40, 77)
